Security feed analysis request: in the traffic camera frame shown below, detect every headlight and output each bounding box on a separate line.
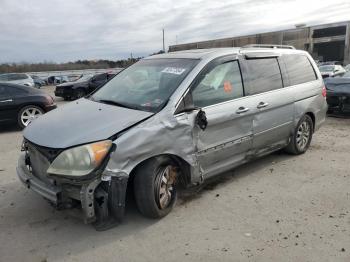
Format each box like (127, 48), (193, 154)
(47, 140), (113, 177)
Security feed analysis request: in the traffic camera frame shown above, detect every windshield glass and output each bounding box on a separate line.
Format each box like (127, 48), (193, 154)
(319, 65), (335, 72)
(91, 58), (198, 112)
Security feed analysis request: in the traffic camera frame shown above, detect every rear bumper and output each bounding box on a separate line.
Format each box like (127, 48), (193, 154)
(16, 154), (61, 204)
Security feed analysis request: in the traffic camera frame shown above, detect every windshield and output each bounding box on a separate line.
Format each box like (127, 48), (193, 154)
(91, 58), (198, 112)
(319, 65), (335, 72)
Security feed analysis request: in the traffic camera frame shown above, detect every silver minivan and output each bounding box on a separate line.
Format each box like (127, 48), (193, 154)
(17, 47), (327, 229)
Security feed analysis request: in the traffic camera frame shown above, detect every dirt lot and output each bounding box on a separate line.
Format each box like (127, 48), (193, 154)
(0, 86), (349, 262)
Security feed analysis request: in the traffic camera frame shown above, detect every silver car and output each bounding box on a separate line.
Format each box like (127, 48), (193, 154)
(17, 47), (327, 229)
(0, 73), (35, 87)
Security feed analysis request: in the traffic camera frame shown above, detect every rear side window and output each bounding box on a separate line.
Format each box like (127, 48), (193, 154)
(283, 55), (317, 86)
(245, 58), (283, 95)
(192, 60), (244, 107)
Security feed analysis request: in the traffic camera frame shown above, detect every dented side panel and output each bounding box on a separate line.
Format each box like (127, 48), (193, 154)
(105, 107), (202, 183)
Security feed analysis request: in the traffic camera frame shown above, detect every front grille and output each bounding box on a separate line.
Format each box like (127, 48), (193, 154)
(28, 143), (62, 163)
(24, 140), (63, 184)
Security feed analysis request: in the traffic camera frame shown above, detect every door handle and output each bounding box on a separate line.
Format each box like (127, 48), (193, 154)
(236, 107), (249, 114)
(0, 99), (13, 103)
(257, 102), (269, 109)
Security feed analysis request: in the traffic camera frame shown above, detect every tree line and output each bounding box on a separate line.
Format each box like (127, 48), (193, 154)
(0, 50), (166, 74)
(0, 58), (142, 73)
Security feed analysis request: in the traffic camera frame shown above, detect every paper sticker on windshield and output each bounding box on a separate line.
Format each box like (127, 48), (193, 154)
(162, 67), (186, 75)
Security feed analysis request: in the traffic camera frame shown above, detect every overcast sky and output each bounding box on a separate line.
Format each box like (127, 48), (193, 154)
(0, 0), (349, 63)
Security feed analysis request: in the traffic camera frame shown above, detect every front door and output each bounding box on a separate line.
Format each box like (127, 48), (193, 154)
(190, 57), (256, 178)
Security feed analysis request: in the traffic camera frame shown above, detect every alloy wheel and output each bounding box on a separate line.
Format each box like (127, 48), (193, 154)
(296, 120), (311, 151)
(154, 165), (177, 210)
(21, 107), (43, 127)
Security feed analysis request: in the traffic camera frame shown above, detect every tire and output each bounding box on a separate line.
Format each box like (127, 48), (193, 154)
(17, 105), (44, 129)
(134, 156), (179, 218)
(285, 114), (313, 155)
(74, 89), (86, 100)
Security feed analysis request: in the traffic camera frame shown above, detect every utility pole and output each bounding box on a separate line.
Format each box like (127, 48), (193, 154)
(162, 29), (165, 52)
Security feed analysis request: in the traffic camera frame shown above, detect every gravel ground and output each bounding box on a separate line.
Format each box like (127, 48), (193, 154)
(0, 86), (349, 262)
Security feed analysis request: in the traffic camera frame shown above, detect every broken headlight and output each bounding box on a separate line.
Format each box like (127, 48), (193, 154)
(47, 140), (113, 177)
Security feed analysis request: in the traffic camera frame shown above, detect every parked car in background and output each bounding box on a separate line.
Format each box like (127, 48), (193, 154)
(17, 47), (327, 228)
(345, 64), (350, 72)
(324, 71), (350, 114)
(30, 75), (46, 88)
(47, 75), (69, 85)
(0, 83), (56, 128)
(54, 73), (115, 100)
(89, 72), (116, 90)
(319, 64), (346, 78)
(0, 73), (35, 87)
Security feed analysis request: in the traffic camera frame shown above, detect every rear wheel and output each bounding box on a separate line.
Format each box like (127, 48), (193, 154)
(17, 105), (44, 129)
(285, 114), (313, 155)
(134, 156), (179, 218)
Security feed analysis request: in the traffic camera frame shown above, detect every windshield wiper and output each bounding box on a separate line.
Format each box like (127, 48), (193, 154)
(97, 99), (137, 110)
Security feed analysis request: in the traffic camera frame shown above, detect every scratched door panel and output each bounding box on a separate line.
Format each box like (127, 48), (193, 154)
(195, 97), (257, 178)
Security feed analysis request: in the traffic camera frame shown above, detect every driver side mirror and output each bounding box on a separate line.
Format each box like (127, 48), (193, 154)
(195, 109), (208, 131)
(175, 91), (208, 130)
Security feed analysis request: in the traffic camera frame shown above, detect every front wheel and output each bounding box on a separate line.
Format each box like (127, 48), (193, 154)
(285, 114), (313, 155)
(17, 105), (44, 129)
(134, 157), (179, 218)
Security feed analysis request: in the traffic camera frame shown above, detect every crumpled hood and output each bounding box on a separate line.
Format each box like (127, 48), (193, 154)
(23, 98), (153, 148)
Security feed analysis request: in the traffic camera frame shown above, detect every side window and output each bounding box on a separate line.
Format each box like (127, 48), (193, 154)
(94, 74), (107, 81)
(245, 58), (283, 95)
(0, 85), (9, 97)
(283, 54), (317, 86)
(192, 60), (244, 107)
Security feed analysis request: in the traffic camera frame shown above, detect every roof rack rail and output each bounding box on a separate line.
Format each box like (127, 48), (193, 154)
(242, 44), (295, 50)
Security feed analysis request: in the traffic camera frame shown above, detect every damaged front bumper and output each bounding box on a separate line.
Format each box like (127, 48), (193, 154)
(16, 153), (128, 230)
(327, 92), (350, 113)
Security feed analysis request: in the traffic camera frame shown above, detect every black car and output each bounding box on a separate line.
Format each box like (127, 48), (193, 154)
(54, 73), (116, 100)
(324, 72), (350, 114)
(0, 83), (56, 128)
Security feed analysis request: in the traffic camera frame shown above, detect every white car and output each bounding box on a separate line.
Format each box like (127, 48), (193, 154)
(319, 65), (346, 78)
(345, 64), (350, 72)
(0, 73), (35, 87)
